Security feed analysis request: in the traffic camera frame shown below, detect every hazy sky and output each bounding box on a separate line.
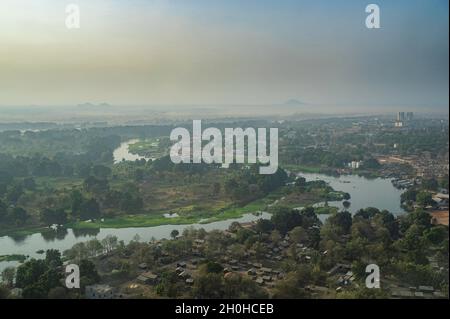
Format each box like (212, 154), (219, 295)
(0, 0), (448, 110)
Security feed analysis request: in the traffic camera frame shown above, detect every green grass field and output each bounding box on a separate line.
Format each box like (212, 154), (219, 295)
(128, 138), (168, 158)
(68, 196), (274, 230)
(282, 164), (323, 173)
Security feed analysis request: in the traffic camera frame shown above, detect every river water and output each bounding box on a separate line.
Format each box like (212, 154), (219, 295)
(0, 141), (406, 272)
(300, 173), (406, 215)
(113, 139), (153, 164)
(0, 212), (271, 272)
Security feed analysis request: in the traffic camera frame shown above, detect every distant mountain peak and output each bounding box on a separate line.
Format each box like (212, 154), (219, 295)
(283, 99), (305, 106)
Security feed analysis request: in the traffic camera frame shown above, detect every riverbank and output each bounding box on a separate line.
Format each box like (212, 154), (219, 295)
(67, 197), (274, 230)
(65, 182), (343, 231)
(284, 164), (388, 179)
(0, 194), (276, 239)
(0, 170), (405, 239)
(0, 226), (49, 238)
(0, 182), (335, 238)
(0, 254), (27, 263)
(283, 164), (324, 174)
(0, 172), (371, 239)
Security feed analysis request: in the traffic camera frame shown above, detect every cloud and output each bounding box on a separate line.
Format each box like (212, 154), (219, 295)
(0, 0), (447, 110)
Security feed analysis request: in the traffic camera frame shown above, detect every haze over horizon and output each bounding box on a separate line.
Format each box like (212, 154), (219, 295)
(0, 0), (448, 112)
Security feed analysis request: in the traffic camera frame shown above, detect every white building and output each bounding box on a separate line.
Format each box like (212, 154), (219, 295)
(348, 161), (363, 169)
(397, 112), (405, 122)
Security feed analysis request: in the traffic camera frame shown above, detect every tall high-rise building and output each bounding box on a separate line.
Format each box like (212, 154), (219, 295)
(406, 112), (414, 121)
(397, 112), (405, 122)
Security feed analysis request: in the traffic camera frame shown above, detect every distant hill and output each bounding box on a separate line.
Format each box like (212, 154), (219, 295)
(283, 99), (306, 106)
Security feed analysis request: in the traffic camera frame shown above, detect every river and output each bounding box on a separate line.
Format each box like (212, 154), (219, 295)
(300, 173), (406, 215)
(0, 212), (271, 272)
(0, 141), (406, 273)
